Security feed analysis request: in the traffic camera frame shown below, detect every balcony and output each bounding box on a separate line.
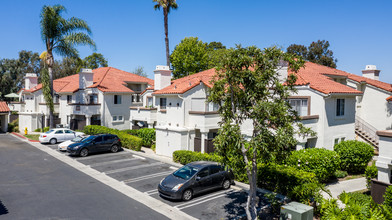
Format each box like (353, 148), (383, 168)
(188, 111), (220, 130)
(130, 107), (157, 124)
(69, 103), (101, 115)
(8, 102), (25, 112)
(38, 103), (59, 114)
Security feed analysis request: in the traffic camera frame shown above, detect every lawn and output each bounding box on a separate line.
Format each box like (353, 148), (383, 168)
(24, 134), (40, 141)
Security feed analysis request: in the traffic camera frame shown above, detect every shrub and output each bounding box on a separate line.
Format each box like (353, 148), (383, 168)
(173, 150), (222, 165)
(151, 144), (156, 152)
(122, 128), (155, 147)
(334, 140), (374, 174)
(122, 129), (138, 136)
(383, 185), (392, 208)
(84, 125), (142, 151)
(7, 118), (19, 132)
(43, 127), (49, 132)
(286, 148), (340, 182)
(365, 163), (378, 189)
(334, 170), (348, 179)
(257, 163), (322, 204)
(34, 128), (42, 132)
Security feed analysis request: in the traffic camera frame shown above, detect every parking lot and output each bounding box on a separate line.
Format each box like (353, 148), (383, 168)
(43, 143), (270, 219)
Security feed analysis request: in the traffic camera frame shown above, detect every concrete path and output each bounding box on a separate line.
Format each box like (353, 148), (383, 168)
(323, 177), (367, 199)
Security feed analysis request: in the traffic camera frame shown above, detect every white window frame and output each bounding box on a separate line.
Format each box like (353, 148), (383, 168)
(112, 115), (124, 122)
(114, 95), (122, 105)
(288, 98), (309, 116)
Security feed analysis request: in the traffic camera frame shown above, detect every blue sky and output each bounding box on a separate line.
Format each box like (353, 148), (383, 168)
(1, 0), (392, 82)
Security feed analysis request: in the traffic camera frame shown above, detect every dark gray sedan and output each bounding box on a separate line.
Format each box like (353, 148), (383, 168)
(158, 161), (235, 201)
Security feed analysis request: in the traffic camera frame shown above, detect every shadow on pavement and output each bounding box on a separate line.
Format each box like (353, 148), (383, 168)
(0, 200), (9, 215)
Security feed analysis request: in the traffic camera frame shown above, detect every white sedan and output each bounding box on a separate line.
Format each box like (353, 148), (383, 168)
(58, 135), (88, 151)
(39, 128), (84, 145)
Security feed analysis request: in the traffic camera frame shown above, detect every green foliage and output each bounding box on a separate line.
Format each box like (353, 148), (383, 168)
(122, 128), (155, 147)
(43, 127), (50, 132)
(151, 144), (156, 152)
(286, 148), (341, 182)
(83, 53), (108, 69)
(334, 170), (348, 179)
(41, 67), (54, 112)
(132, 66), (148, 78)
(24, 134), (40, 141)
(383, 185), (392, 208)
(34, 128), (42, 132)
(84, 125), (142, 151)
(7, 118), (19, 132)
(365, 163), (378, 189)
(172, 150), (222, 165)
(334, 140), (374, 173)
(287, 40), (337, 68)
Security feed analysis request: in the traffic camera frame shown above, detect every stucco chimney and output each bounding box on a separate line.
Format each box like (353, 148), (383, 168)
(25, 73), (38, 90)
(154, 65), (171, 90)
(362, 65), (380, 81)
(277, 60), (289, 83)
(79, 68), (94, 89)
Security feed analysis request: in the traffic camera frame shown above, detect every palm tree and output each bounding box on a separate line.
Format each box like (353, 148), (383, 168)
(40, 5), (95, 128)
(153, 0), (178, 67)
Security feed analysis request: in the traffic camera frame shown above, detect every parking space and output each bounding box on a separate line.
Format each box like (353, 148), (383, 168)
(49, 143), (269, 219)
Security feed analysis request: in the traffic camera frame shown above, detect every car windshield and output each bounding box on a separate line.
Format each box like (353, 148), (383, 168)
(173, 165), (198, 180)
(72, 136), (86, 142)
(45, 130), (54, 134)
(81, 136), (95, 143)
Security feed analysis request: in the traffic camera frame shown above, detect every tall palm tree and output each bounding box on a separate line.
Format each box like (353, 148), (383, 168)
(153, 0), (178, 67)
(40, 5), (95, 128)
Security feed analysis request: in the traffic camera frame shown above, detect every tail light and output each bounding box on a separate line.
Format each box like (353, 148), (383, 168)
(43, 135), (47, 138)
(118, 139), (121, 142)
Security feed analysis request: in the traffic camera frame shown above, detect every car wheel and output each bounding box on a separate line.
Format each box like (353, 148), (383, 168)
(222, 179), (231, 190)
(110, 145), (119, 153)
(182, 189), (193, 201)
(49, 138), (57, 145)
(79, 148), (89, 157)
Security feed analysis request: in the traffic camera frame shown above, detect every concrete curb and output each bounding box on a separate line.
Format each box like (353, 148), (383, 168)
(12, 132), (40, 142)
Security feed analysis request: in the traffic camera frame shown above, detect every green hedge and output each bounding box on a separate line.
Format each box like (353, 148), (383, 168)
(173, 150), (222, 165)
(286, 148), (341, 182)
(334, 140), (374, 174)
(365, 163), (378, 189)
(84, 125), (142, 151)
(7, 118), (19, 132)
(43, 127), (49, 132)
(122, 128), (155, 147)
(384, 185), (392, 208)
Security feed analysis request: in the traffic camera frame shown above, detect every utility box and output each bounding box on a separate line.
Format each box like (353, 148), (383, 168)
(280, 202), (313, 220)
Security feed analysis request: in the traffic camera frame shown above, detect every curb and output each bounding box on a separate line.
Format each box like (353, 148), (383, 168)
(11, 132), (40, 142)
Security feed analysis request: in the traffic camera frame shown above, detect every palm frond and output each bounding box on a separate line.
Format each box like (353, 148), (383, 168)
(54, 41), (79, 58)
(61, 17), (92, 35)
(62, 32), (96, 49)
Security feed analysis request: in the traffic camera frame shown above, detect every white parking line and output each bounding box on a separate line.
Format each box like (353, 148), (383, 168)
(145, 189), (158, 194)
(123, 171), (172, 183)
(132, 155), (145, 160)
(104, 162), (163, 174)
(89, 158), (139, 167)
(169, 166), (179, 170)
(75, 151), (128, 161)
(175, 189), (235, 210)
(148, 191), (159, 195)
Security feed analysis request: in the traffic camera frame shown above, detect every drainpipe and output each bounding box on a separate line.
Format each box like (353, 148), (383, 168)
(177, 94), (190, 150)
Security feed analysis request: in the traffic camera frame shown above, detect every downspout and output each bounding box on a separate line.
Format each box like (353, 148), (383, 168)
(177, 94), (190, 150)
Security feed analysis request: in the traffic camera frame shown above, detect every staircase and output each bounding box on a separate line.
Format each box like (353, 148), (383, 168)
(355, 116), (379, 150)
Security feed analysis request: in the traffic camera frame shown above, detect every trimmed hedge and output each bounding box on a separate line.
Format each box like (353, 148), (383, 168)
(43, 127), (49, 132)
(173, 150), (222, 165)
(7, 118), (19, 132)
(84, 125), (142, 151)
(365, 163), (378, 189)
(384, 185), (392, 208)
(286, 148), (341, 182)
(122, 128), (155, 147)
(334, 140), (374, 174)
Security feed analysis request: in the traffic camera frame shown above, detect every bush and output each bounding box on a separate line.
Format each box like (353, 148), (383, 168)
(257, 163), (322, 204)
(286, 148), (341, 182)
(122, 128), (155, 147)
(34, 128), (42, 132)
(334, 140), (374, 174)
(173, 150), (222, 165)
(151, 144), (156, 152)
(365, 163), (378, 189)
(334, 170), (348, 179)
(84, 125), (142, 151)
(7, 118), (19, 132)
(43, 127), (49, 132)
(122, 129), (138, 136)
(383, 185), (392, 208)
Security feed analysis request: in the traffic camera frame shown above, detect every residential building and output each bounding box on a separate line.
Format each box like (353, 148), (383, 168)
(16, 67), (153, 132)
(0, 101), (10, 132)
(131, 63), (363, 157)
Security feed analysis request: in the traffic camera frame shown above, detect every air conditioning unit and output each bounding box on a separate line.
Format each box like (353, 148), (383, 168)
(280, 202), (313, 220)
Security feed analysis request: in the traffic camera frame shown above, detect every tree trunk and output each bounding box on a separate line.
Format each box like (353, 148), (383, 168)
(243, 146), (258, 220)
(48, 56), (54, 129)
(164, 9), (170, 67)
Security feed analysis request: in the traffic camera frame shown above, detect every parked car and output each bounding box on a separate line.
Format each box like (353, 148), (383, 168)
(67, 134), (122, 157)
(158, 161), (235, 201)
(58, 135), (89, 151)
(39, 128), (84, 144)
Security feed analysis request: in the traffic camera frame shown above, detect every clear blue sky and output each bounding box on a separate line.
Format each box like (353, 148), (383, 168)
(1, 0), (392, 82)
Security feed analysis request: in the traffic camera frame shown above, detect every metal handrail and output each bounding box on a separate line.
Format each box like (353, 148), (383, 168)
(355, 116), (379, 144)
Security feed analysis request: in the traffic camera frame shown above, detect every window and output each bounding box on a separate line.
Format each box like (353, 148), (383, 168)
(147, 97), (153, 107)
(210, 165), (222, 175)
(160, 98), (167, 109)
(197, 168), (209, 178)
(289, 99), (308, 116)
(64, 130), (73, 134)
(112, 115), (124, 122)
(67, 95), (72, 103)
(54, 94), (60, 103)
(336, 99), (345, 116)
(55, 130), (63, 134)
(94, 136), (103, 142)
(118, 115), (123, 121)
(207, 102), (219, 112)
(89, 94), (98, 104)
(114, 95), (122, 104)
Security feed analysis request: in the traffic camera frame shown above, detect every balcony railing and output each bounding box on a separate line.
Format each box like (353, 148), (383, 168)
(355, 116), (379, 147)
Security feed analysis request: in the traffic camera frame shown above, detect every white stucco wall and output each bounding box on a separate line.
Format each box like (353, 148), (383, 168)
(102, 93), (131, 130)
(155, 127), (190, 157)
(376, 133), (392, 184)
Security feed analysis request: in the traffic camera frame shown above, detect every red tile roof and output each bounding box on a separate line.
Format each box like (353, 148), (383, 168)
(25, 67), (153, 94)
(153, 68), (216, 95)
(387, 96), (392, 102)
(0, 101), (10, 112)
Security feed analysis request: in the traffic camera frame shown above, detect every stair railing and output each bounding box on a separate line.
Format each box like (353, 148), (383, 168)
(355, 116), (379, 145)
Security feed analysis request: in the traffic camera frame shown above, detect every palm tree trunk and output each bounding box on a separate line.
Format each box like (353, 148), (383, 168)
(164, 9), (170, 67)
(48, 65), (54, 129)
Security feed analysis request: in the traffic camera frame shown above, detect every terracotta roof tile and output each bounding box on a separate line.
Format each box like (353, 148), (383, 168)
(0, 101), (10, 112)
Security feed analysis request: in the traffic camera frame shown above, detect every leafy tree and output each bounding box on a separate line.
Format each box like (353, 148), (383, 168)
(286, 40), (337, 68)
(209, 46), (311, 219)
(83, 52), (108, 69)
(40, 4), (95, 128)
(170, 37), (209, 79)
(153, 0), (178, 67)
(207, 41), (226, 50)
(132, 66), (148, 78)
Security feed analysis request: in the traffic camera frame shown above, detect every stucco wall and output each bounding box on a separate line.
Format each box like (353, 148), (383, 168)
(102, 93), (131, 130)
(156, 128), (189, 157)
(376, 134), (392, 183)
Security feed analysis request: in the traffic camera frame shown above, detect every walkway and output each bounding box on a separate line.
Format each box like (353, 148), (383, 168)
(323, 177), (367, 199)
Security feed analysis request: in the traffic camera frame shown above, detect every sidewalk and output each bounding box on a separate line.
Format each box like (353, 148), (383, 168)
(323, 177), (367, 199)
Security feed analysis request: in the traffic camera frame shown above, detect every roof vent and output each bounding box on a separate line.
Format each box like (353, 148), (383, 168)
(189, 82), (191, 86)
(365, 65), (377, 70)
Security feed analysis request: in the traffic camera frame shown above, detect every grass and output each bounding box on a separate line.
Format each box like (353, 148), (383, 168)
(24, 134), (40, 141)
(340, 173), (365, 181)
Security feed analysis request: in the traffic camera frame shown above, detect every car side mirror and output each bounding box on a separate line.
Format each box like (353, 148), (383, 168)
(196, 176), (201, 181)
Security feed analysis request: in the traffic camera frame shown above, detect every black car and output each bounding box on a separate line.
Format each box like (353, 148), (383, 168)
(67, 134), (122, 157)
(158, 161), (235, 201)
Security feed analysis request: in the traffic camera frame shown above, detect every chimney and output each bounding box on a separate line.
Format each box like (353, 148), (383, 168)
(79, 68), (94, 89)
(25, 73), (38, 90)
(362, 65), (380, 81)
(277, 60), (289, 83)
(154, 65), (172, 90)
